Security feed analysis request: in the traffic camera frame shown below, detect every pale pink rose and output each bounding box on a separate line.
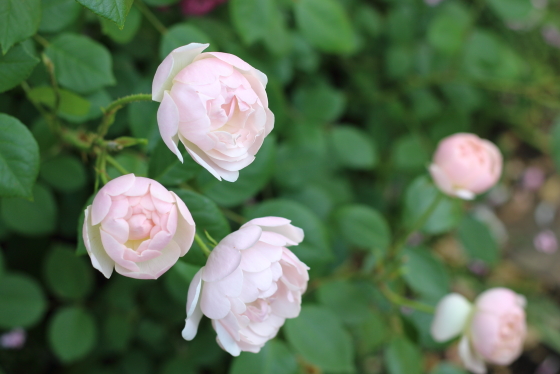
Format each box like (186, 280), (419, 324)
(431, 288), (526, 374)
(152, 43), (274, 182)
(83, 174), (196, 279)
(429, 133), (502, 200)
(182, 217), (309, 356)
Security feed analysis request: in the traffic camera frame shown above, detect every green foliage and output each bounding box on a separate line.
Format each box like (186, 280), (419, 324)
(384, 337), (423, 374)
(0, 0), (41, 54)
(0, 44), (39, 93)
(285, 305), (355, 372)
(457, 216), (499, 266)
(330, 126), (378, 170)
(160, 24), (213, 59)
(0, 272), (46, 328)
(77, 0), (133, 29)
(0, 114), (39, 198)
(39, 0), (82, 33)
(44, 245), (93, 300)
(45, 33), (116, 94)
(230, 340), (298, 374)
(402, 247), (449, 303)
(230, 0), (274, 46)
(48, 306), (97, 362)
(334, 204), (391, 250)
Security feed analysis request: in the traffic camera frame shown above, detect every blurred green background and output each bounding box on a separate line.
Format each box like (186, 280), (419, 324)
(2, 0), (560, 373)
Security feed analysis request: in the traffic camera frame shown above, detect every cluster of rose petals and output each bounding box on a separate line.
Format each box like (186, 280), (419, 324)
(152, 43), (274, 182)
(431, 288), (526, 374)
(83, 174), (196, 279)
(182, 217), (309, 356)
(181, 0), (226, 16)
(429, 133), (502, 200)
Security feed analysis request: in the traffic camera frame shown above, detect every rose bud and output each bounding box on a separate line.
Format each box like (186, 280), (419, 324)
(429, 133), (502, 200)
(181, 0), (226, 16)
(83, 174), (196, 279)
(152, 43), (274, 182)
(431, 288), (526, 374)
(182, 217), (309, 356)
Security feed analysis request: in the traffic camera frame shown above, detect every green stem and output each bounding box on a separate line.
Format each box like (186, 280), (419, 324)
(195, 233), (212, 257)
(33, 34), (50, 47)
(135, 0), (168, 34)
(98, 94), (152, 138)
(221, 208), (247, 225)
(106, 154), (130, 176)
(380, 284), (435, 314)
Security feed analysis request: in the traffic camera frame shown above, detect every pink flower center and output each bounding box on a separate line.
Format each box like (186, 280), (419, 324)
(127, 214), (155, 240)
(244, 299), (271, 323)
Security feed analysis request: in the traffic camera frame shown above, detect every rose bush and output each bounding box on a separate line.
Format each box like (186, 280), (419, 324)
(182, 217), (309, 356)
(429, 133), (503, 200)
(431, 288), (527, 374)
(152, 43), (274, 182)
(83, 174), (196, 279)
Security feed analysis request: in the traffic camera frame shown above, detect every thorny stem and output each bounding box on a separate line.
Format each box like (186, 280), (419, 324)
(98, 94), (152, 138)
(135, 0), (168, 35)
(195, 233), (212, 257)
(380, 284), (435, 314)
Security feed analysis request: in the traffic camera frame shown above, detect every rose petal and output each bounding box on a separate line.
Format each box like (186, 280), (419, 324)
(431, 293), (473, 342)
(83, 206), (114, 278)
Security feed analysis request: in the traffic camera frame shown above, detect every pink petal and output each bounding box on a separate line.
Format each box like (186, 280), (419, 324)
(182, 301), (203, 341)
(431, 293), (473, 342)
(100, 229), (140, 272)
(187, 269), (203, 317)
(83, 206), (114, 278)
(200, 281), (231, 319)
(157, 92), (183, 162)
(458, 335), (487, 374)
(213, 319), (241, 356)
(203, 244), (242, 283)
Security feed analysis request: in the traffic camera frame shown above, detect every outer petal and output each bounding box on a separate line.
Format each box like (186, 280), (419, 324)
(182, 301), (203, 341)
(91, 174), (135, 225)
(458, 335), (487, 374)
(429, 164), (455, 198)
(83, 206), (114, 278)
(157, 92), (183, 162)
(431, 293), (473, 342)
(152, 43), (209, 102)
(200, 281), (231, 319)
(187, 269), (203, 317)
(214, 319), (242, 356)
(115, 240), (181, 279)
(243, 217), (304, 246)
(170, 191), (196, 256)
(181, 136), (239, 182)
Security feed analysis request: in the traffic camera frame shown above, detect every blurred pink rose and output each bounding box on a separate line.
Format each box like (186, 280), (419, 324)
(430, 133), (502, 200)
(181, 0), (226, 16)
(431, 288), (526, 374)
(182, 217), (309, 356)
(534, 230), (558, 254)
(0, 328), (26, 349)
(152, 43), (274, 182)
(83, 174), (196, 279)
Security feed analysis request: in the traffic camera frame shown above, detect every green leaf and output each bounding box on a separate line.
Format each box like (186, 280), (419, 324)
(293, 82), (345, 122)
(230, 0), (273, 45)
(0, 44), (39, 93)
(27, 86), (91, 121)
(45, 33), (115, 94)
(427, 3), (471, 54)
(487, 0), (532, 22)
(103, 312), (134, 353)
(0, 113), (39, 198)
(384, 337), (423, 374)
(107, 152), (148, 180)
(171, 189), (230, 266)
(430, 363), (469, 374)
(197, 136), (276, 207)
(148, 140), (202, 185)
(162, 261), (201, 304)
(230, 340), (298, 374)
(159, 24), (213, 60)
(0, 273), (46, 328)
(457, 216), (499, 265)
(392, 135), (430, 171)
(354, 311), (390, 355)
(77, 0), (133, 28)
(1, 183), (58, 236)
(284, 305), (355, 373)
(294, 0), (357, 54)
(0, 0), (41, 54)
(551, 116), (560, 172)
(39, 0), (82, 33)
(402, 247), (449, 302)
(48, 306), (97, 363)
(330, 126), (377, 170)
(317, 280), (371, 325)
(128, 85), (160, 150)
(0, 250), (4, 280)
(262, 4), (291, 56)
(100, 6), (141, 44)
(403, 176), (463, 235)
(334, 204), (391, 251)
(43, 245), (94, 300)
(40, 154), (87, 193)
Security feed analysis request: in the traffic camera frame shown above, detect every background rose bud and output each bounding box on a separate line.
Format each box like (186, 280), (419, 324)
(83, 174), (196, 279)
(152, 43), (274, 182)
(431, 288), (526, 374)
(429, 133), (502, 200)
(182, 217), (309, 356)
(181, 0), (226, 16)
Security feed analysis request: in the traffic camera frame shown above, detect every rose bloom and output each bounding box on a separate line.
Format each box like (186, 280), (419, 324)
(431, 288), (526, 374)
(83, 174), (195, 279)
(181, 0), (226, 16)
(429, 133), (502, 200)
(152, 43), (274, 182)
(182, 217), (309, 356)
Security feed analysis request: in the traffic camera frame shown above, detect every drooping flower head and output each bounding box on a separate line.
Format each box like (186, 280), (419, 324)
(182, 217), (309, 356)
(83, 174), (196, 279)
(152, 43), (274, 182)
(431, 288), (526, 374)
(429, 133), (502, 200)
